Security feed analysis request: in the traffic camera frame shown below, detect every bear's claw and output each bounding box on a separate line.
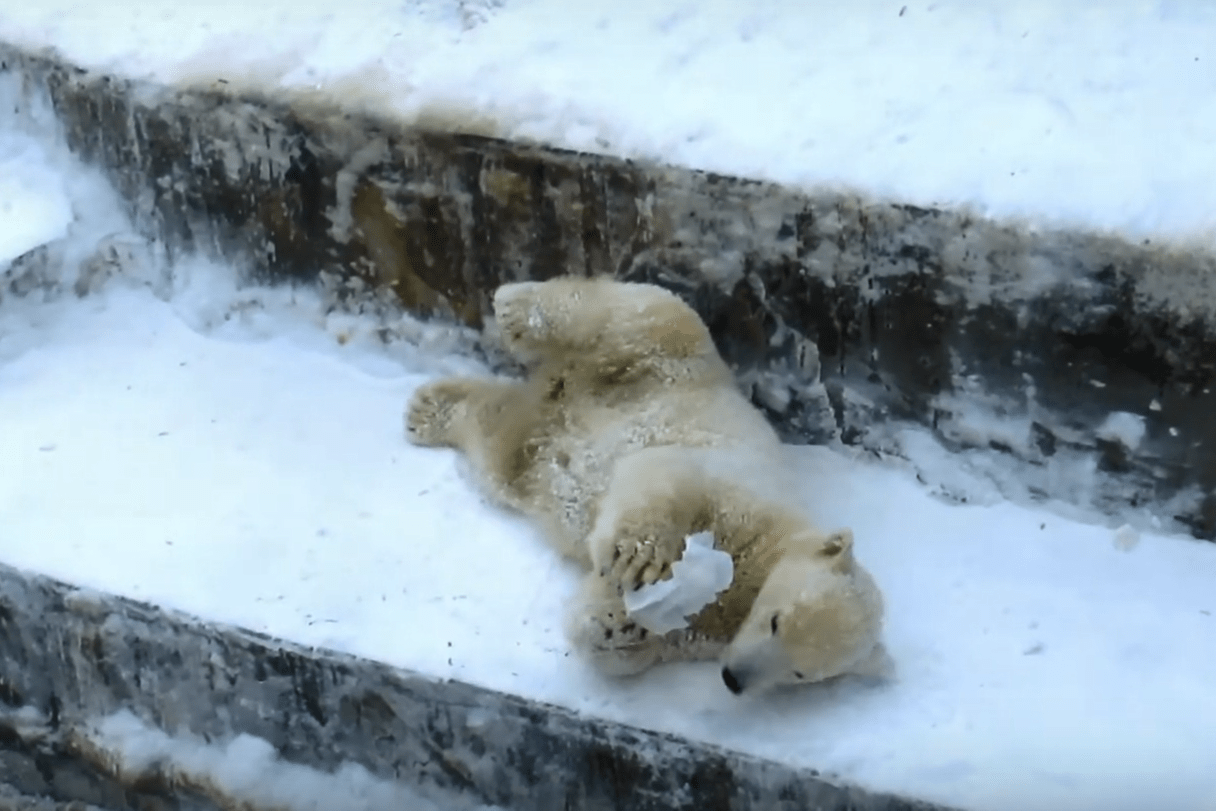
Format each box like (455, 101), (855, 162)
(610, 534), (679, 592)
(584, 612), (652, 650)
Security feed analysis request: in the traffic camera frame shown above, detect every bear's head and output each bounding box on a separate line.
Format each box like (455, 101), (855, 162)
(720, 528), (887, 694)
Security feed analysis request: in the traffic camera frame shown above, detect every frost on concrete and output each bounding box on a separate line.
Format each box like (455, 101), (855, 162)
(0, 782), (108, 811)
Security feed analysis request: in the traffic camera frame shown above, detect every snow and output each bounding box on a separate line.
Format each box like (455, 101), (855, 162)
(2, 135), (1216, 811)
(84, 710), (503, 811)
(0, 137), (71, 265)
(2, 1), (1216, 241)
(4, 7), (1216, 811)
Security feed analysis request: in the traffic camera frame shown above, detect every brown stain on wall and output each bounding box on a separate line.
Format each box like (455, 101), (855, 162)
(349, 178), (481, 326)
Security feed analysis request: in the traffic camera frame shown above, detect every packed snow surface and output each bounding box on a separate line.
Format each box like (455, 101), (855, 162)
(3, 202), (1216, 810)
(2, 1), (1216, 239)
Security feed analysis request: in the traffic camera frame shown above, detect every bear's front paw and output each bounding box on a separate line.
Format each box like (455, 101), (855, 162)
(605, 533), (681, 593)
(405, 379), (471, 447)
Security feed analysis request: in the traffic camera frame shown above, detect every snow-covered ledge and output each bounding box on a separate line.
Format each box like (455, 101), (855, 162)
(0, 562), (946, 811)
(3, 44), (1212, 540)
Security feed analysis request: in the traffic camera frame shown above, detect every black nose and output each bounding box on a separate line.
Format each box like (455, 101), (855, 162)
(721, 666), (743, 695)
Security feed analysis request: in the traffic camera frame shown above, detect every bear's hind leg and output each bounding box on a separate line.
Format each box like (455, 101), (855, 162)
(493, 278), (713, 366)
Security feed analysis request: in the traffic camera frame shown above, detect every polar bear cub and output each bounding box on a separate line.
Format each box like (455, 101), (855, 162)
(406, 277), (886, 693)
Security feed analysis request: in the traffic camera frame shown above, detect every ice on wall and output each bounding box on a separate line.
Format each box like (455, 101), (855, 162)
(85, 710), (504, 811)
(1096, 411), (1147, 451)
(0, 71), (488, 380)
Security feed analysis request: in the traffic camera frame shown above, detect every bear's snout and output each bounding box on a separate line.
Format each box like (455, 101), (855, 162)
(721, 665), (744, 694)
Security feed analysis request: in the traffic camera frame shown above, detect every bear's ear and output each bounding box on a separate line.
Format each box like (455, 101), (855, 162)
(818, 529), (855, 571)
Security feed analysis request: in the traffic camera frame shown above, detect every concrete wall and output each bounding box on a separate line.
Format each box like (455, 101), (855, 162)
(0, 563), (952, 811)
(3, 45), (1212, 538)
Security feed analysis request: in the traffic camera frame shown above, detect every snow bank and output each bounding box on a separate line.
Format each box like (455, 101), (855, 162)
(0, 137), (71, 265)
(80, 710), (504, 811)
(2, 1), (1215, 240)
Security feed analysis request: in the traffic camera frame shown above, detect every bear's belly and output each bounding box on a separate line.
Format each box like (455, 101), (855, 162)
(527, 402), (676, 541)
(521, 386), (783, 549)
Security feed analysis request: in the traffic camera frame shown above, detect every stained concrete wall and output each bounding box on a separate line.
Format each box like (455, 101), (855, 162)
(3, 45), (1212, 538)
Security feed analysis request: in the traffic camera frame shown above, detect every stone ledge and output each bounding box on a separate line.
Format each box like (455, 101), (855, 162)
(0, 781), (108, 811)
(0, 563), (954, 811)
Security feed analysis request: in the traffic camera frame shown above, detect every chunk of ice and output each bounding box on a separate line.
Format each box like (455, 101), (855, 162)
(1096, 412), (1147, 451)
(623, 531), (734, 634)
(1113, 524), (1140, 552)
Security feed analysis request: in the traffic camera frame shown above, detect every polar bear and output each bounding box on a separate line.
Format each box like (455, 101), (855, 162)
(406, 277), (887, 693)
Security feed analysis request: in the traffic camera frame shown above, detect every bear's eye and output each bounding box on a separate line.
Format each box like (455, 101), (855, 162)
(793, 671), (805, 680)
(770, 613), (780, 635)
